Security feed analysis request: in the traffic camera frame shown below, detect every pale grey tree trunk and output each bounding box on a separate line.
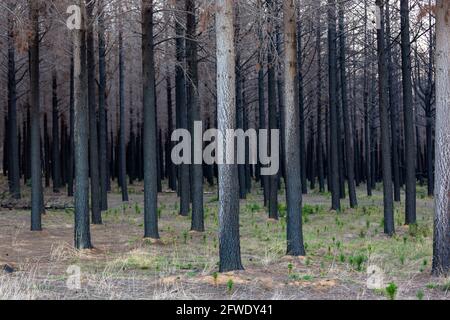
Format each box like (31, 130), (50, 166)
(432, 0), (450, 276)
(215, 0), (243, 272)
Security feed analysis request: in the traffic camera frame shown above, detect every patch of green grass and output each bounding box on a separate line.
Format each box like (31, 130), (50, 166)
(349, 254), (367, 272)
(246, 203), (261, 213)
(385, 282), (398, 300)
(416, 289), (424, 300)
(288, 273), (314, 281)
(426, 283), (439, 289)
(227, 279), (234, 294)
(277, 203), (287, 218)
(440, 281), (450, 292)
(209, 195), (219, 203)
(408, 223), (431, 238)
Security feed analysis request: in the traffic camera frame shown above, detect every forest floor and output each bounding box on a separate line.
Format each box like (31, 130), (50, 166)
(1, 179), (450, 300)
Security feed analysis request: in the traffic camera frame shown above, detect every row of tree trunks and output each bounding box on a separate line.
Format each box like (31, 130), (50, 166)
(12, 0), (446, 276)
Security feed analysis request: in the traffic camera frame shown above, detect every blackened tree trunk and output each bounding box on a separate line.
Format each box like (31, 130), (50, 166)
(376, 0), (394, 236)
(432, 0), (450, 277)
(118, 19), (128, 202)
(29, 0), (43, 231)
(68, 48), (75, 197)
(296, 17), (307, 195)
(276, 25), (287, 190)
(257, 2), (268, 206)
(283, 0), (305, 256)
(400, 0), (416, 225)
(363, 2), (372, 196)
(385, 0), (400, 202)
(4, 118), (8, 179)
(156, 116), (162, 193)
(175, 9), (190, 216)
(129, 101), (136, 185)
(185, 0), (204, 231)
(51, 72), (61, 193)
(216, 0), (243, 272)
(276, 22), (286, 186)
(242, 83), (251, 194)
(73, 0), (92, 249)
(267, 0), (279, 219)
(7, 5), (20, 199)
(327, 0), (340, 211)
(60, 117), (68, 186)
(307, 119), (315, 189)
(98, 0), (108, 211)
(316, 10), (325, 193)
(166, 71), (177, 191)
(25, 107), (31, 183)
(44, 114), (50, 188)
(142, 0), (160, 239)
(338, 2), (357, 208)
(87, 0), (102, 224)
(236, 55), (247, 199)
(425, 7), (434, 197)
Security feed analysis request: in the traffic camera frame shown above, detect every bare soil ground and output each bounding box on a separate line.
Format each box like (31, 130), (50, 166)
(0, 179), (449, 300)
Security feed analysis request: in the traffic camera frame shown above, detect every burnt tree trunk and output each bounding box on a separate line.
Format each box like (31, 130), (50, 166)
(98, 0), (108, 210)
(283, 0), (305, 256)
(400, 0), (416, 225)
(87, 1), (102, 224)
(376, 0), (394, 236)
(7, 6), (20, 199)
(73, 0), (92, 249)
(142, 0), (160, 239)
(327, 0), (340, 211)
(338, 3), (357, 207)
(29, 0), (43, 230)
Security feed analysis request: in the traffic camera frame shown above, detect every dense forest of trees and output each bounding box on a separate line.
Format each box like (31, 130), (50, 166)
(0, 0), (449, 277)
